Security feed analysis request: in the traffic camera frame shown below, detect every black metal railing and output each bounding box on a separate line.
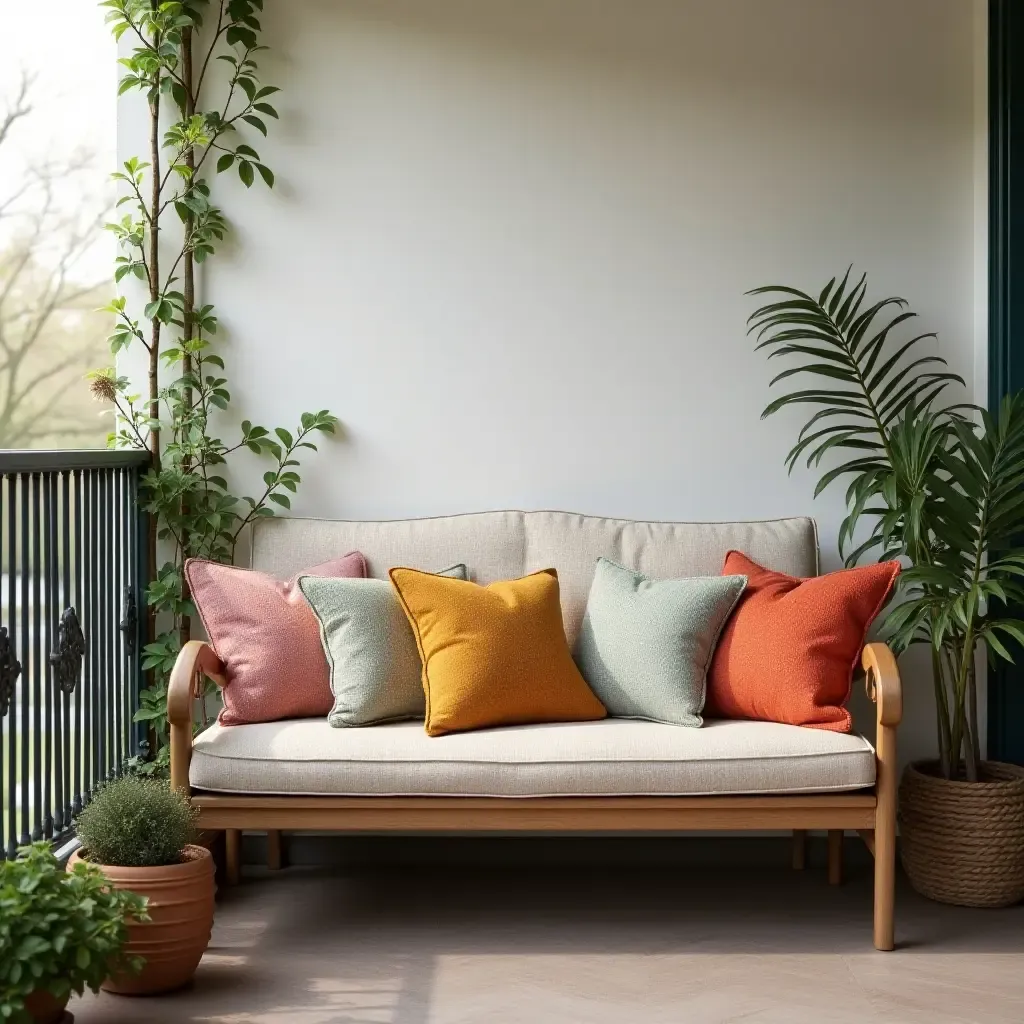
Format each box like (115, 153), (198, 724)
(0, 450), (149, 859)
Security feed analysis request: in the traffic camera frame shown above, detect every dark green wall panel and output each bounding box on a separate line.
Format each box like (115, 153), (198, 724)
(989, 0), (1024, 764)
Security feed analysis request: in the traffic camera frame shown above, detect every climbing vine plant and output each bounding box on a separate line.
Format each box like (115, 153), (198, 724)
(94, 0), (337, 772)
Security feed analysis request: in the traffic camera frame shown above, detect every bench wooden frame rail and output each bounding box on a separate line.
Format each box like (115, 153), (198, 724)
(168, 639), (902, 950)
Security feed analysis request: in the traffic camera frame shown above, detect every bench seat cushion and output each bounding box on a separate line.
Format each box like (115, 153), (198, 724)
(189, 718), (875, 797)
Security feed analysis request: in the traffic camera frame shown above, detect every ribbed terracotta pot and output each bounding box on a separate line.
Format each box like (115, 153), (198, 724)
(23, 989), (69, 1024)
(68, 845), (215, 995)
(900, 760), (1024, 908)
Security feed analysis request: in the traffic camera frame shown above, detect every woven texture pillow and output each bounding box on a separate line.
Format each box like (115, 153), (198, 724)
(574, 558), (747, 727)
(298, 565), (467, 727)
(389, 567), (607, 737)
(186, 552), (366, 726)
(705, 551), (899, 731)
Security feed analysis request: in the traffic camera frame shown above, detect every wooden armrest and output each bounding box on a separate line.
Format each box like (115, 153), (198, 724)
(168, 640), (226, 792)
(862, 642), (902, 728)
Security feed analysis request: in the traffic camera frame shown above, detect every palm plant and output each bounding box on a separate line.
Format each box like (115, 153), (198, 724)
(749, 269), (1024, 781)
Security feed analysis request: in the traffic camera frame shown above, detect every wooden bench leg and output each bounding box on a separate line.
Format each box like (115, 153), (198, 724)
(225, 828), (242, 886)
(874, 732), (898, 951)
(827, 829), (843, 885)
(267, 829), (284, 870)
(874, 820), (896, 950)
(791, 829), (807, 870)
(863, 642), (899, 951)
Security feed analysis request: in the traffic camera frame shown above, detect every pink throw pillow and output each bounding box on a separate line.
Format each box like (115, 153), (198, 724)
(186, 553), (367, 725)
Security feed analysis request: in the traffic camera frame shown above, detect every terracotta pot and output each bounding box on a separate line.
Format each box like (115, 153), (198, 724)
(23, 989), (70, 1024)
(68, 844), (215, 995)
(899, 760), (1024, 908)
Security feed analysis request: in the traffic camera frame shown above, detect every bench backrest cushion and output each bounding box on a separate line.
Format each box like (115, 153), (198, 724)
(252, 511), (818, 647)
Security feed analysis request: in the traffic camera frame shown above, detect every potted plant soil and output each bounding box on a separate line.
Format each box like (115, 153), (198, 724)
(0, 842), (147, 1023)
(70, 777), (215, 994)
(749, 271), (1024, 908)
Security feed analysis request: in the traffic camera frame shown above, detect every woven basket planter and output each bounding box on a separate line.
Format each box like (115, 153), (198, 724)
(900, 760), (1024, 908)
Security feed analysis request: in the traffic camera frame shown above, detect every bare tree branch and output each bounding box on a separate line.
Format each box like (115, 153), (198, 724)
(0, 75), (110, 447)
(0, 71), (32, 152)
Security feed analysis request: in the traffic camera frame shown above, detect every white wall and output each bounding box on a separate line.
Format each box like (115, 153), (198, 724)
(129, 0), (985, 764)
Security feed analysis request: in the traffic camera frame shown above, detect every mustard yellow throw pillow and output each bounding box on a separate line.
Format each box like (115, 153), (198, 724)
(389, 567), (607, 737)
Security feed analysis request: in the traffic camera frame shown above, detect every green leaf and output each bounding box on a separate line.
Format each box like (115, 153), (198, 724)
(217, 152), (235, 173)
(242, 114), (267, 136)
(238, 161), (255, 188)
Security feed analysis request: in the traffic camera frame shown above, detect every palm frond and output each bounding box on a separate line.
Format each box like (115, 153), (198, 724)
(748, 271), (964, 520)
(750, 273), (1024, 779)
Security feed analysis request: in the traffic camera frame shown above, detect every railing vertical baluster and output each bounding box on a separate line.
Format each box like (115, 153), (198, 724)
(110, 470), (118, 774)
(0, 452), (149, 858)
(124, 468), (133, 766)
(132, 466), (147, 758)
(49, 473), (62, 836)
(50, 475), (61, 836)
(88, 468), (99, 799)
(99, 469), (109, 781)
(19, 473), (30, 847)
(106, 468), (117, 778)
(83, 469), (93, 804)
(61, 471), (72, 828)
(0, 476), (5, 860)
(102, 467), (110, 782)
(7, 474), (18, 859)
(117, 468), (128, 770)
(73, 469), (83, 817)
(114, 468), (123, 775)
(31, 473), (42, 841)
(42, 474), (54, 838)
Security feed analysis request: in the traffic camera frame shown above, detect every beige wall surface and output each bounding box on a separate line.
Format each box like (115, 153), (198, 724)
(122, 0), (983, 767)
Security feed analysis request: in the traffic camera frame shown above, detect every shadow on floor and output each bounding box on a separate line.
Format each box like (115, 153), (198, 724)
(70, 862), (1024, 1024)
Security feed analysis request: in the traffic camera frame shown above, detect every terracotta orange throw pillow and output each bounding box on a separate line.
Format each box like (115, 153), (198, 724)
(705, 551), (899, 731)
(389, 567), (607, 737)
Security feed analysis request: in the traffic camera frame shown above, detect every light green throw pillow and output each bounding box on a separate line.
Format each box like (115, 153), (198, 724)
(298, 564), (467, 727)
(573, 558), (747, 727)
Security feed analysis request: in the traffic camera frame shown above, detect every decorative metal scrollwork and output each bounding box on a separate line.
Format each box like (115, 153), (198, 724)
(49, 607), (86, 696)
(0, 626), (21, 719)
(119, 585), (137, 655)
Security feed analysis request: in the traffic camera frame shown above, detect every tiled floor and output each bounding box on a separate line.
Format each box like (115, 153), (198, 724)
(72, 854), (1024, 1024)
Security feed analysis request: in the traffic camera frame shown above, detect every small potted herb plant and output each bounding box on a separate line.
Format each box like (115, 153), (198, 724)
(0, 842), (147, 1023)
(70, 777), (215, 995)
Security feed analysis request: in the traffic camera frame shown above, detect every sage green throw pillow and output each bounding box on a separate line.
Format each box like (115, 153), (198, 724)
(298, 564), (467, 727)
(573, 558), (747, 727)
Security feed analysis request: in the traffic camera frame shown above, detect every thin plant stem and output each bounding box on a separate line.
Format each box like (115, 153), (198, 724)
(178, 22), (196, 651)
(104, 1), (336, 770)
(966, 656), (980, 780)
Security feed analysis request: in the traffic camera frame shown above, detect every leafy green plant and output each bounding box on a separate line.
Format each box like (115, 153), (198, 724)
(92, 0), (338, 767)
(0, 843), (147, 1022)
(749, 268), (1024, 782)
(75, 777), (198, 868)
